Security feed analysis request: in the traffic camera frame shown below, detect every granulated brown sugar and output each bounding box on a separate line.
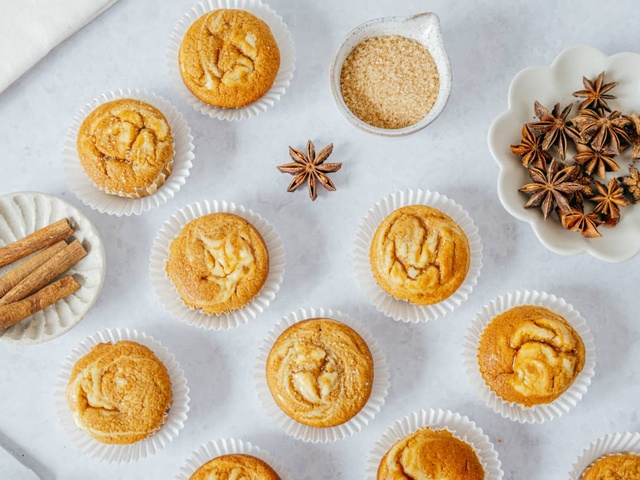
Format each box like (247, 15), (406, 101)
(339, 35), (440, 129)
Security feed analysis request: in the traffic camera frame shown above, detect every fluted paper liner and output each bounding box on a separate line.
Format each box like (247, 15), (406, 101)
(0, 192), (106, 344)
(55, 328), (190, 463)
(63, 89), (194, 216)
(167, 0), (295, 121)
(367, 409), (503, 480)
(176, 438), (290, 480)
(569, 432), (640, 479)
(150, 200), (285, 330)
(354, 188), (483, 322)
(463, 290), (596, 423)
(255, 307), (390, 443)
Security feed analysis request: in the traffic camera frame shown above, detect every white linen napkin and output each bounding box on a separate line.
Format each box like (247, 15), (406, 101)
(0, 0), (119, 94)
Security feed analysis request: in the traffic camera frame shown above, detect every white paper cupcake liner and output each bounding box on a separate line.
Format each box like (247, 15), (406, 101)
(254, 307), (390, 443)
(367, 408), (503, 480)
(55, 328), (190, 463)
(463, 290), (596, 424)
(63, 89), (195, 216)
(176, 438), (290, 480)
(150, 200), (285, 330)
(354, 188), (483, 323)
(569, 432), (640, 479)
(167, 0), (295, 121)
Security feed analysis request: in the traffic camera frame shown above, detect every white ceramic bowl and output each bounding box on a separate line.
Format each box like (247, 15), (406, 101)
(488, 45), (640, 262)
(330, 12), (452, 136)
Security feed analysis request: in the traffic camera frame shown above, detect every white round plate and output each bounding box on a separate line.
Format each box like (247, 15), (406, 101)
(488, 45), (640, 262)
(0, 192), (106, 344)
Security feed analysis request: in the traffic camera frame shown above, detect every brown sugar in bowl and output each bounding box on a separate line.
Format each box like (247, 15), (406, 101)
(330, 12), (452, 136)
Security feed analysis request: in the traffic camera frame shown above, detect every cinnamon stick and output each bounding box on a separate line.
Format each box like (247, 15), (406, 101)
(0, 241), (67, 298)
(0, 275), (80, 330)
(0, 239), (86, 306)
(0, 218), (74, 269)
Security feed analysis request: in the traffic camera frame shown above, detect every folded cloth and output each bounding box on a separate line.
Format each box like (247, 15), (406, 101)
(0, 0), (119, 94)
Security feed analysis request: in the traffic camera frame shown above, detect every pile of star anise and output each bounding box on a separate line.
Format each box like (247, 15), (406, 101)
(511, 72), (640, 238)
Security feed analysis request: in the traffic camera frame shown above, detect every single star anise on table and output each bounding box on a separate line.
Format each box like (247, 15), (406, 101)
(572, 71), (618, 111)
(527, 101), (581, 160)
(591, 178), (629, 226)
(560, 206), (602, 238)
(277, 140), (342, 201)
(571, 108), (631, 154)
(518, 160), (583, 219)
(619, 163), (640, 203)
(510, 124), (552, 169)
(574, 142), (619, 179)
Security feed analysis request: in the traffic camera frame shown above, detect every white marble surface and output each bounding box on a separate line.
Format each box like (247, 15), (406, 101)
(0, 0), (638, 479)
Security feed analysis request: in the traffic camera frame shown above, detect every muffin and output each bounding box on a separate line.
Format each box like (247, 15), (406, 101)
(266, 318), (374, 428)
(190, 454), (281, 480)
(166, 212), (269, 315)
(77, 98), (174, 198)
(377, 427), (484, 480)
(581, 453), (640, 480)
(66, 341), (172, 445)
(178, 9), (280, 109)
(369, 204), (470, 305)
(478, 305), (586, 406)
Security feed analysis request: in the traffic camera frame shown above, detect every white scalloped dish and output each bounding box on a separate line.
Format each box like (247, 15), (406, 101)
(488, 45), (640, 262)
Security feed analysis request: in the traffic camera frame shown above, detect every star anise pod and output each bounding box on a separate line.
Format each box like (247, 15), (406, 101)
(572, 71), (618, 111)
(623, 113), (640, 160)
(565, 165), (594, 207)
(527, 101), (581, 160)
(519, 160), (583, 219)
(619, 163), (640, 203)
(591, 178), (629, 226)
(571, 108), (631, 154)
(573, 142), (619, 178)
(277, 140), (341, 201)
(510, 124), (552, 169)
(560, 206), (602, 238)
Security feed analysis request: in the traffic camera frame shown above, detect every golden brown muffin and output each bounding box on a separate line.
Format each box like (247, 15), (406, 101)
(478, 305), (586, 406)
(377, 427), (484, 480)
(66, 341), (172, 445)
(178, 9), (280, 108)
(77, 98), (174, 198)
(369, 205), (470, 305)
(166, 213), (269, 315)
(581, 453), (640, 480)
(266, 318), (374, 427)
(190, 454), (281, 480)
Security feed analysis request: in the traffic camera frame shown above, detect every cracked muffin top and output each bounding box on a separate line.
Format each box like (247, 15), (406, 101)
(266, 318), (374, 428)
(77, 98), (174, 198)
(377, 427), (484, 480)
(66, 341), (172, 445)
(369, 204), (470, 306)
(189, 454), (281, 480)
(178, 9), (280, 108)
(478, 305), (585, 406)
(581, 453), (640, 480)
(166, 212), (269, 316)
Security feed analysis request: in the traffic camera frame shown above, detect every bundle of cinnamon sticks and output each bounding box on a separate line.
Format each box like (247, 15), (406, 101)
(0, 218), (86, 330)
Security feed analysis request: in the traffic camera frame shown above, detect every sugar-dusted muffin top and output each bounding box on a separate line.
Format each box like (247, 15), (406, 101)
(369, 204), (470, 305)
(266, 318), (374, 428)
(189, 454), (281, 480)
(581, 453), (640, 480)
(377, 427), (484, 480)
(166, 212), (269, 315)
(66, 340), (172, 445)
(478, 305), (586, 406)
(178, 9), (280, 108)
(77, 98), (173, 198)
